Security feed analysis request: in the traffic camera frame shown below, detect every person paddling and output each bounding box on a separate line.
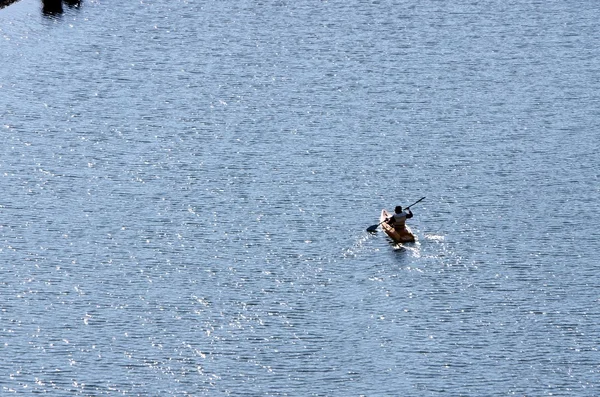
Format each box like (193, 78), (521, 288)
(366, 197), (424, 235)
(386, 205), (413, 231)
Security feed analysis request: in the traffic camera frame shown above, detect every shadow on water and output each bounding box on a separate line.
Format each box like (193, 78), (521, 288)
(389, 241), (407, 252)
(0, 0), (21, 10)
(42, 0), (80, 17)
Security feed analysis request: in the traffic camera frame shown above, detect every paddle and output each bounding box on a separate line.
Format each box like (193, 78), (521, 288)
(366, 196), (426, 233)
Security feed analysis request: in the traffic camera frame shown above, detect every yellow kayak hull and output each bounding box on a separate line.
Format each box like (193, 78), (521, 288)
(379, 209), (416, 243)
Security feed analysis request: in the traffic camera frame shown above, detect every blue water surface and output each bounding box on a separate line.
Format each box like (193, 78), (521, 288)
(1, 0), (599, 395)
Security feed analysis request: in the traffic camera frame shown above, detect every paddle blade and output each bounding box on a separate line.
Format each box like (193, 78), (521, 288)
(366, 224), (379, 233)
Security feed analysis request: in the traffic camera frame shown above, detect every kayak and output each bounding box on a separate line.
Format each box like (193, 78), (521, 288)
(379, 209), (416, 243)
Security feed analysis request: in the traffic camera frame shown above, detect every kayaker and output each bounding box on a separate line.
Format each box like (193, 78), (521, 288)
(386, 206), (413, 230)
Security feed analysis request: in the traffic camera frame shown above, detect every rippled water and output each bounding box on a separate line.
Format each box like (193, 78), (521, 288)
(1, 0), (599, 395)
